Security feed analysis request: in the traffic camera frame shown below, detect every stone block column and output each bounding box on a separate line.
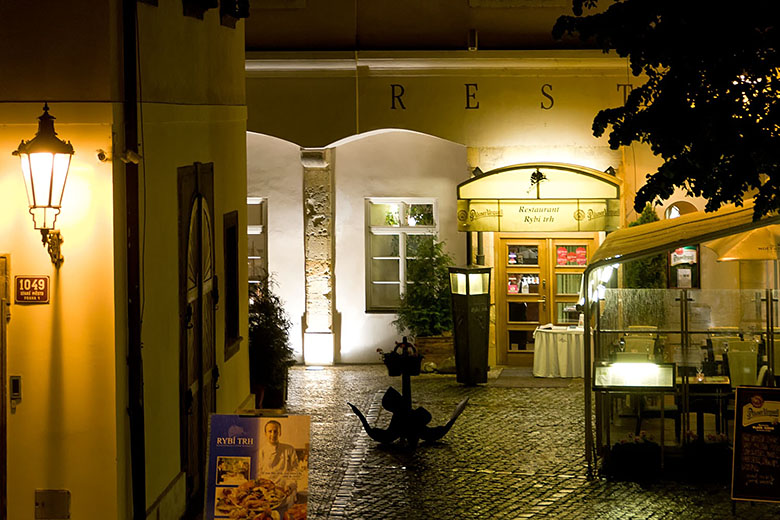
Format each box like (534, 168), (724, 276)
(302, 148), (335, 364)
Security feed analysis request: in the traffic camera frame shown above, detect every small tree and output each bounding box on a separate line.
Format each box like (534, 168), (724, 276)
(553, 1), (780, 219)
(623, 204), (667, 289)
(248, 277), (294, 407)
(393, 238), (454, 338)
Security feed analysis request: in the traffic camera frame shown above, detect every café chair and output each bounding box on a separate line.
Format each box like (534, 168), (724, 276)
(728, 340), (758, 353)
(622, 336), (656, 358)
(726, 350), (758, 387)
(725, 354), (765, 435)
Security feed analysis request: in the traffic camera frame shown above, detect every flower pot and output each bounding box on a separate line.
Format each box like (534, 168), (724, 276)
(382, 351), (422, 376)
(414, 335), (454, 368)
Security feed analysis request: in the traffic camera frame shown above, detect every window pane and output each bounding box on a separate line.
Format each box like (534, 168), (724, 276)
(248, 234), (265, 258)
(555, 245), (588, 266)
(509, 330), (535, 351)
(556, 273), (582, 294)
(371, 234), (399, 257)
(406, 234), (434, 257)
(371, 283), (401, 308)
(248, 258), (265, 283)
(371, 259), (399, 282)
(508, 245), (538, 265)
(508, 301), (539, 322)
(369, 202), (401, 226)
(557, 302), (580, 323)
(507, 273), (540, 294)
(408, 203), (434, 226)
(247, 202), (264, 226)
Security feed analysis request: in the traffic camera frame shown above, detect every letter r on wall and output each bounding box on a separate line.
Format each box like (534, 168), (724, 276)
(391, 84), (406, 110)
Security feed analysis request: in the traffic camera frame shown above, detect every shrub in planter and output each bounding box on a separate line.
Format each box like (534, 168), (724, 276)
(392, 237), (454, 337)
(392, 238), (455, 370)
(248, 278), (295, 409)
(603, 432), (661, 482)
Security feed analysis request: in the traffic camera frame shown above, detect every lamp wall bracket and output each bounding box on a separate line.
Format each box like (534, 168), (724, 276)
(41, 229), (64, 268)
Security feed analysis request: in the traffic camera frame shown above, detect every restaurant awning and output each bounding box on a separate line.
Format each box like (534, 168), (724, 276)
(589, 201), (780, 269)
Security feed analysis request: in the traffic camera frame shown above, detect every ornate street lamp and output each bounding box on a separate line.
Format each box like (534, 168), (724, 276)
(12, 103), (74, 267)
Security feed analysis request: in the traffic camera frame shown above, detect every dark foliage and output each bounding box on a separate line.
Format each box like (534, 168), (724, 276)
(248, 279), (294, 392)
(554, 1), (780, 219)
(392, 238), (454, 338)
(623, 204), (667, 289)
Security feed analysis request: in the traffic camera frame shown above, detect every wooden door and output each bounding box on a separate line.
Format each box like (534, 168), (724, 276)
(178, 163), (217, 517)
(0, 255), (8, 520)
(496, 234), (597, 366)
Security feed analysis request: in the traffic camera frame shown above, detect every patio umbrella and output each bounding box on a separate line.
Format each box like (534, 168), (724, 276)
(703, 224), (780, 261)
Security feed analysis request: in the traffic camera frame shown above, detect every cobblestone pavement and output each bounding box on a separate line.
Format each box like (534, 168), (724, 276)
(285, 365), (780, 519)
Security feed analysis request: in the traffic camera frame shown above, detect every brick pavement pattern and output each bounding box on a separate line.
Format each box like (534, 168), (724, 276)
(285, 365), (780, 519)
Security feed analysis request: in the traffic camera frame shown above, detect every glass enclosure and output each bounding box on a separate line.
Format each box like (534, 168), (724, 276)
(594, 288), (776, 456)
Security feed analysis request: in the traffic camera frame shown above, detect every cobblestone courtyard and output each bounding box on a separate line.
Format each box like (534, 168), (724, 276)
(284, 365), (780, 519)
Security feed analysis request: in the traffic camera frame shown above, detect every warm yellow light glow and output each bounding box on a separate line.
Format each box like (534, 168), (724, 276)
(304, 332), (334, 365)
(450, 272), (467, 295)
(468, 272), (489, 294)
(594, 362), (675, 388)
(18, 151), (72, 230)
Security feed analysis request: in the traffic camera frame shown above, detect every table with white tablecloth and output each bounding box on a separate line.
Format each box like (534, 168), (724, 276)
(533, 327), (585, 378)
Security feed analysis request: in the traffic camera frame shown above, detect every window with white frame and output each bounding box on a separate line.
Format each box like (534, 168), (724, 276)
(366, 198), (437, 311)
(247, 197), (268, 286)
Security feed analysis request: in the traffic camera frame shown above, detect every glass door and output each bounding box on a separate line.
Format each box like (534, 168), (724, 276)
(550, 240), (589, 326)
(499, 239), (549, 365)
(496, 234), (597, 366)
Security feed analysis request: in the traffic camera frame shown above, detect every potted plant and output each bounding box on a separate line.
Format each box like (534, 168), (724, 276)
(392, 237), (455, 368)
(604, 431), (661, 481)
(248, 277), (295, 409)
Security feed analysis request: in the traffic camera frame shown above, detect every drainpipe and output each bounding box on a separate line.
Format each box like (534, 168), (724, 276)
(123, 0), (146, 518)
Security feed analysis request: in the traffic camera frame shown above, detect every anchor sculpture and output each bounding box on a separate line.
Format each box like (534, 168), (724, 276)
(349, 337), (469, 447)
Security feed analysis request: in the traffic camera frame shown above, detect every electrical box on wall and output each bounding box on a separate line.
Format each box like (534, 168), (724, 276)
(35, 489), (70, 519)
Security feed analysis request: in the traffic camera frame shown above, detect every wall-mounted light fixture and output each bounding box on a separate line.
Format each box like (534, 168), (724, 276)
(12, 103), (74, 268)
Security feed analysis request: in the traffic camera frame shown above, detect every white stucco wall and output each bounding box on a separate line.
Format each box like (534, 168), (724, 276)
(247, 132), (306, 360)
(330, 129), (468, 363)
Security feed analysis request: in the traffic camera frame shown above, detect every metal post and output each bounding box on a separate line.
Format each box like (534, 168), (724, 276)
(476, 231), (485, 266)
(680, 289), (690, 442)
(583, 269), (594, 478)
(768, 288), (776, 386)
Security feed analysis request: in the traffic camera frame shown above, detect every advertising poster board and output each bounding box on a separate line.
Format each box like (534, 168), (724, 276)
(205, 414), (310, 519)
(731, 387), (780, 503)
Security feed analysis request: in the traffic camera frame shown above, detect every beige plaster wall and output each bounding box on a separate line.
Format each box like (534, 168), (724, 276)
(330, 129), (468, 363)
(138, 1), (246, 106)
(140, 103), (249, 512)
(0, 2), (120, 102)
(0, 103), (119, 519)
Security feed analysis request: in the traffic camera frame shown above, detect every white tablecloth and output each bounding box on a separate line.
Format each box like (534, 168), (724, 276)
(533, 327), (585, 378)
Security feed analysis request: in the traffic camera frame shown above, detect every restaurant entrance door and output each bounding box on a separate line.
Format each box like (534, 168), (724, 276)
(496, 233), (598, 366)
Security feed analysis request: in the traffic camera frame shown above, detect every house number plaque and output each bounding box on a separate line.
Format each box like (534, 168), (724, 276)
(15, 275), (50, 304)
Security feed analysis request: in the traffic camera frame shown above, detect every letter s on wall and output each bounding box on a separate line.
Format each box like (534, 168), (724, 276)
(541, 84), (554, 110)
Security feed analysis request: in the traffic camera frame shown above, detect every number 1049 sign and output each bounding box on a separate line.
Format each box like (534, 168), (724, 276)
(15, 275), (50, 304)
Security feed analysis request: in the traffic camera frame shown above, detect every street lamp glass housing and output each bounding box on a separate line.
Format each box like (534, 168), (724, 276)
(12, 103), (73, 267)
(14, 103), (74, 231)
(449, 268), (490, 295)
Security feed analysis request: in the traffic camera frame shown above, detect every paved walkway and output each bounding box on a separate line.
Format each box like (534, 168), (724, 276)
(285, 365), (779, 519)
